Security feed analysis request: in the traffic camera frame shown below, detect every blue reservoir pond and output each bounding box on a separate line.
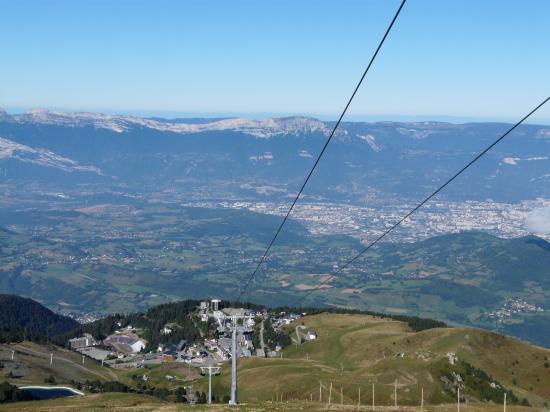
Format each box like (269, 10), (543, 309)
(20, 386), (84, 400)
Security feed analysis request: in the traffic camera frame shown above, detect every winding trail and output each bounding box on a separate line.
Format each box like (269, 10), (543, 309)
(259, 320), (266, 351)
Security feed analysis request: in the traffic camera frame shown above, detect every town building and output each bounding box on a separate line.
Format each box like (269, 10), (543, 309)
(68, 333), (97, 349)
(131, 339), (146, 353)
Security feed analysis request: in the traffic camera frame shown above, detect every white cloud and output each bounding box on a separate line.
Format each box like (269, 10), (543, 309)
(248, 152), (273, 161)
(524, 208), (550, 235)
(502, 157), (518, 165)
(503, 156), (548, 166)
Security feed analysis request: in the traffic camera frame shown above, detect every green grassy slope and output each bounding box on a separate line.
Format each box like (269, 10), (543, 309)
(1, 314), (548, 410)
(200, 314), (549, 408)
(0, 396), (540, 412)
(0, 341), (119, 385)
(0, 392), (169, 411)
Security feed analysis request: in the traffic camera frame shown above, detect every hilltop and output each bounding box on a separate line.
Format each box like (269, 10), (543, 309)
(205, 313), (549, 408)
(0, 306), (550, 411)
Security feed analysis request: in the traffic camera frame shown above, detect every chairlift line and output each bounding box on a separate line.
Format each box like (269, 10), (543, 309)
(235, 0), (409, 302)
(296, 96), (550, 305)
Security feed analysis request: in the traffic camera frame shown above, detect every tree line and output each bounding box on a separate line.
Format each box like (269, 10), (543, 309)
(1, 294), (446, 349)
(0, 382), (36, 403)
(0, 294), (78, 344)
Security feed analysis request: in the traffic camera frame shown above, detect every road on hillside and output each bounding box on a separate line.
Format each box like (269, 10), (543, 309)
(259, 320), (266, 350)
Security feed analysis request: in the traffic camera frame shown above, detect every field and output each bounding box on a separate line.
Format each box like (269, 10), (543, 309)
(0, 392), (169, 411)
(0, 395), (541, 412)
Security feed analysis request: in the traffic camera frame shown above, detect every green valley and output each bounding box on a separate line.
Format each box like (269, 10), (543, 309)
(0, 205), (548, 347)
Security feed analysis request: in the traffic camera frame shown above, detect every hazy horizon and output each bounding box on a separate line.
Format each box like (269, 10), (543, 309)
(1, 1), (549, 124)
(3, 105), (550, 126)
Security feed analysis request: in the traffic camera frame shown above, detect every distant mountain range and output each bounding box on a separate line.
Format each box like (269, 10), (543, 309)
(1, 108), (549, 202)
(0, 108), (329, 137)
(0, 137), (101, 174)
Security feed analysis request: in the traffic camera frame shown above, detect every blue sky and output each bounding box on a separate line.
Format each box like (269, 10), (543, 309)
(0, 0), (549, 123)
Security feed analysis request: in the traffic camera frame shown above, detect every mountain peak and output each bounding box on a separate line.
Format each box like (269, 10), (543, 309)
(0, 107), (10, 119)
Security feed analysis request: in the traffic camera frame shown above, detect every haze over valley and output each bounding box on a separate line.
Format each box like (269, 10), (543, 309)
(1, 109), (548, 347)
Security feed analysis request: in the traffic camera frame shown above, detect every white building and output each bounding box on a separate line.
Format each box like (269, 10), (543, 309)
(68, 333), (97, 349)
(131, 339), (146, 353)
(446, 352), (458, 365)
(211, 299), (221, 311)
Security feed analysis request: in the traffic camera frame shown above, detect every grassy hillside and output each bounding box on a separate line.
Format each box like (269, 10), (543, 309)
(0, 314), (548, 410)
(200, 314), (549, 408)
(0, 395), (540, 412)
(0, 341), (118, 385)
(0, 392), (169, 411)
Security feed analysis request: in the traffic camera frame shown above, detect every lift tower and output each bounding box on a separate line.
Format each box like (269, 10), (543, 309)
(228, 313), (251, 405)
(200, 366), (221, 404)
(230, 315), (238, 404)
